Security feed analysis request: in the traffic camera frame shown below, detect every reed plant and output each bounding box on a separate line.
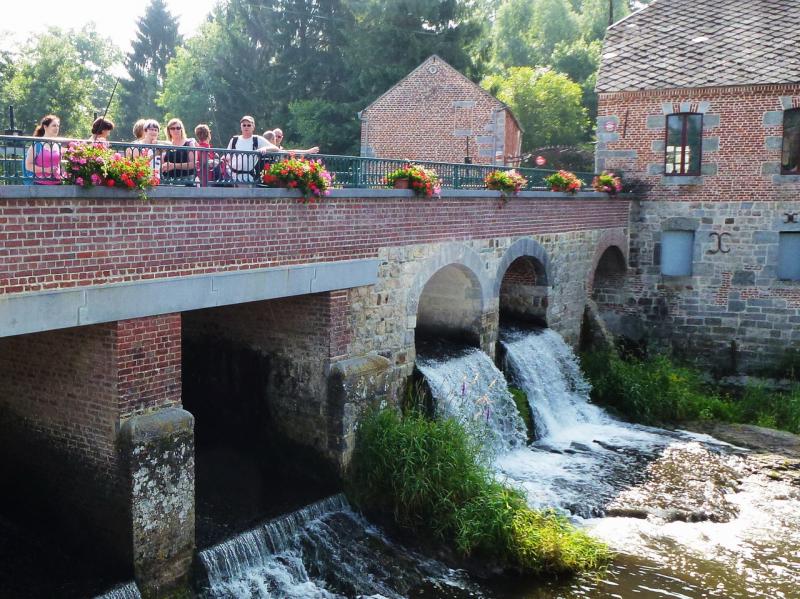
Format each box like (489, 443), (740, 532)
(346, 408), (611, 576)
(581, 350), (800, 434)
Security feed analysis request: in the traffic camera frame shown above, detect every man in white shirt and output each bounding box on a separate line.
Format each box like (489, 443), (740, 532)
(226, 115), (279, 184)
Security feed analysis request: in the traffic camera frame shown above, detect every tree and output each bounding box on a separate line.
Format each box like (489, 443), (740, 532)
(481, 67), (588, 153)
(492, 0), (579, 68)
(0, 26), (121, 136)
(119, 0), (183, 136)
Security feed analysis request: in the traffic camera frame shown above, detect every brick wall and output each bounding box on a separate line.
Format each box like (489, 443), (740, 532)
(360, 56), (521, 165)
(597, 84), (800, 199)
(183, 293), (348, 458)
(0, 194), (629, 296)
(117, 314), (182, 418)
(0, 314), (183, 565)
(597, 84), (800, 371)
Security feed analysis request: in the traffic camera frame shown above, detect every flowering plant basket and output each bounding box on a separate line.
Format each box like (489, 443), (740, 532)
(592, 171), (623, 194)
(63, 142), (158, 198)
(384, 163), (441, 198)
(485, 169), (528, 194)
(544, 170), (583, 193)
(260, 155), (332, 201)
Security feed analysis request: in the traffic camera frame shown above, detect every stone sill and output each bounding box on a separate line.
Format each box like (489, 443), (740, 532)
(0, 185), (630, 202)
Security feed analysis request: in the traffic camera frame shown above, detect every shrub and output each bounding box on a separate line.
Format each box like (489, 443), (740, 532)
(543, 170), (583, 193)
(581, 350), (800, 433)
(347, 409), (611, 576)
(260, 155), (332, 201)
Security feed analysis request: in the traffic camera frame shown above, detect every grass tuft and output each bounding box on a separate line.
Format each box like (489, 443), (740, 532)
(346, 408), (611, 576)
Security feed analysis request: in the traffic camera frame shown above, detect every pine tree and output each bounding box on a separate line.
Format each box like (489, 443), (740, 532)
(118, 0), (183, 137)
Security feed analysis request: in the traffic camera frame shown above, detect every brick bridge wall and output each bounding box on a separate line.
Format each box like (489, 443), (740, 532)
(0, 187), (630, 595)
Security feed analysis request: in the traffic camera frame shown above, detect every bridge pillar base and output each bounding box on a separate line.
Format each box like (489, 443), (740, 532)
(120, 407), (195, 599)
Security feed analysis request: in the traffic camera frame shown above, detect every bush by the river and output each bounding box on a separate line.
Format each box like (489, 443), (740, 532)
(581, 351), (800, 434)
(346, 409), (611, 577)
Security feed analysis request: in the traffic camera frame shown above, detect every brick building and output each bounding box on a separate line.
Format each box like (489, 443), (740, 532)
(359, 55), (523, 165)
(594, 0), (800, 372)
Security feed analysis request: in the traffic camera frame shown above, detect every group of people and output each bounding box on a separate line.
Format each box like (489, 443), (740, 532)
(22, 113), (319, 186)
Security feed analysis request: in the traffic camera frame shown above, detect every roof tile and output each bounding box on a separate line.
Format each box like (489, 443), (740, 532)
(597, 0), (800, 92)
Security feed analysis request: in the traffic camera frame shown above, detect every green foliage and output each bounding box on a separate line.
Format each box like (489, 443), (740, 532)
(509, 386), (534, 443)
(0, 26), (121, 136)
(347, 409), (611, 575)
(581, 351), (800, 434)
(288, 99), (361, 155)
(119, 0), (183, 136)
(482, 67), (588, 152)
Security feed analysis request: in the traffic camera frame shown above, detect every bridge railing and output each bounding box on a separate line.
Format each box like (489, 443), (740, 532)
(0, 135), (595, 191)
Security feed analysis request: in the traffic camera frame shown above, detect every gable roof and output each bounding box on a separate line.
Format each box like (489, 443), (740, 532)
(597, 0), (800, 93)
(361, 55), (522, 130)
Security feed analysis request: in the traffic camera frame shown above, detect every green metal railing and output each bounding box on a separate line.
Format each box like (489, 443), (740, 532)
(0, 134), (595, 190)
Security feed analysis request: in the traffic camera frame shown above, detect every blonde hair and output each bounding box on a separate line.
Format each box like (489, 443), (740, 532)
(132, 119), (146, 140)
(165, 117), (186, 141)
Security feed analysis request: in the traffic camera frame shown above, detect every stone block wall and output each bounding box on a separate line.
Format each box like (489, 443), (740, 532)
(343, 228), (630, 394)
(620, 200), (800, 372)
(597, 84), (800, 370)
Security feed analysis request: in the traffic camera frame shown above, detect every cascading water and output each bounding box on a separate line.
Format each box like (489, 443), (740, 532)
(415, 346), (527, 454)
(197, 494), (478, 599)
(93, 582), (142, 599)
(415, 327), (799, 597)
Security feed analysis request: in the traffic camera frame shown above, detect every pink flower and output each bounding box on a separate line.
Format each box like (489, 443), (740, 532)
(75, 176), (84, 186)
(90, 173), (101, 185)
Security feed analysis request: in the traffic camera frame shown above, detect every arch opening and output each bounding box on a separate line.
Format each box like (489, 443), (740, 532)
(591, 245), (627, 310)
(415, 264), (484, 349)
(498, 256), (549, 328)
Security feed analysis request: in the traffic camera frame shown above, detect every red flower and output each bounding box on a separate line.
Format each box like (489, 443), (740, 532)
(106, 178), (115, 186)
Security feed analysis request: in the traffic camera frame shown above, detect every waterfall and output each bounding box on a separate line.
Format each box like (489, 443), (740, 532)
(501, 328), (611, 440)
(416, 346), (528, 453)
(197, 494), (473, 598)
(93, 582), (142, 599)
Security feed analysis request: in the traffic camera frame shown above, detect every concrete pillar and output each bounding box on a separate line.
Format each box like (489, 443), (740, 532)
(120, 408), (195, 598)
(327, 353), (393, 469)
(0, 313), (194, 598)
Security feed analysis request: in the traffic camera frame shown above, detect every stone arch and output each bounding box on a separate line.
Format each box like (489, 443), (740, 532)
(407, 244), (491, 348)
(495, 238), (551, 326)
(494, 238), (551, 296)
(587, 229), (629, 295)
(406, 243), (491, 317)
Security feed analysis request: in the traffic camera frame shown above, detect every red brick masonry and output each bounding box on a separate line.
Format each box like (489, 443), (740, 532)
(0, 193), (629, 296)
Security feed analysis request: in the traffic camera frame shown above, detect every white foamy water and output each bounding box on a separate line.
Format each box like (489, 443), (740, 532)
(416, 347), (528, 454)
(198, 494), (477, 599)
(93, 582), (142, 599)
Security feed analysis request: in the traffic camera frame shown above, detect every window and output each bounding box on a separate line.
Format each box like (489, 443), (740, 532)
(781, 108), (800, 174)
(778, 232), (800, 280)
(665, 113), (702, 175)
(661, 230), (694, 276)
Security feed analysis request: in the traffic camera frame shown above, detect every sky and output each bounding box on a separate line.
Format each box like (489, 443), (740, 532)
(3, 0), (220, 53)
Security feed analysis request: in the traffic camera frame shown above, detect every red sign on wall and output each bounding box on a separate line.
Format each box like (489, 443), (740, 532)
(604, 120), (617, 132)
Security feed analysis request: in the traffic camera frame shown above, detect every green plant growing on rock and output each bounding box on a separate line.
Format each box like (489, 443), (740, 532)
(346, 408), (611, 576)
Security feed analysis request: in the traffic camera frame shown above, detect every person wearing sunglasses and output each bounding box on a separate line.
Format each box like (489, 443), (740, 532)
(162, 117), (196, 185)
(225, 115), (280, 184)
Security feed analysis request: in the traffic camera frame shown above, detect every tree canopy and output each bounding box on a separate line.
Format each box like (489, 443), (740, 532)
(1, 0), (656, 163)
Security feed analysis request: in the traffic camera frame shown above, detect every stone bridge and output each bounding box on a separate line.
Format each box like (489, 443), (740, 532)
(0, 185), (629, 596)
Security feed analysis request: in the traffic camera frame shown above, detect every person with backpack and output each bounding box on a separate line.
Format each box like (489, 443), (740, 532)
(225, 115), (278, 185)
